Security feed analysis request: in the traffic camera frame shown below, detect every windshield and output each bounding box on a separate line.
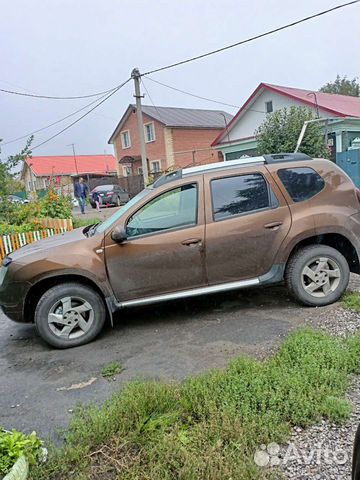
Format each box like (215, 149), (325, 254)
(96, 188), (152, 233)
(93, 185), (114, 191)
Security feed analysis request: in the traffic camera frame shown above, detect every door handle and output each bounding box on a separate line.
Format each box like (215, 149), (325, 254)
(264, 221), (283, 230)
(181, 238), (202, 246)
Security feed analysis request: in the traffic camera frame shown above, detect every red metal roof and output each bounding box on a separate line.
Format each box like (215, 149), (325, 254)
(25, 154), (117, 176)
(212, 83), (360, 146)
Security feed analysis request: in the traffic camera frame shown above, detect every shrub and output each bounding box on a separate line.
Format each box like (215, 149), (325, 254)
(0, 428), (42, 475)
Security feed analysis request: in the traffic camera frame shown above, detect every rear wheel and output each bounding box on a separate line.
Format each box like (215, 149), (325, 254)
(285, 245), (349, 306)
(34, 283), (106, 348)
(116, 196), (121, 206)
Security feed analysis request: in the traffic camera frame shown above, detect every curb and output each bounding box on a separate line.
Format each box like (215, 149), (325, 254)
(3, 456), (28, 480)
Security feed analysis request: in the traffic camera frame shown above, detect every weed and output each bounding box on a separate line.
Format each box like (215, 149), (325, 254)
(342, 291), (360, 312)
(101, 362), (123, 379)
(29, 329), (360, 480)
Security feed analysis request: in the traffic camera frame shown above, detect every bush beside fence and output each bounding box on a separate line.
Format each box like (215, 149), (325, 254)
(0, 218), (73, 260)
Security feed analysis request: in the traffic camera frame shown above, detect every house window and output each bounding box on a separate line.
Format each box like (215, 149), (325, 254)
(138, 167), (143, 175)
(265, 101), (273, 113)
(144, 122), (155, 142)
(123, 166), (132, 176)
(151, 160), (161, 173)
(121, 130), (131, 149)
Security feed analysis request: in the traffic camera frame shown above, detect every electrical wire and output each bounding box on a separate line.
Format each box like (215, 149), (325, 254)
(1, 1), (357, 101)
(145, 77), (241, 109)
(1, 90), (117, 146)
(140, 77), (167, 124)
(30, 78), (131, 151)
(142, 1), (359, 76)
(144, 76), (270, 115)
(0, 84), (119, 100)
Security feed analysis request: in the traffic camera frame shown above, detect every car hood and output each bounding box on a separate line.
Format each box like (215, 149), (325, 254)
(10, 227), (87, 261)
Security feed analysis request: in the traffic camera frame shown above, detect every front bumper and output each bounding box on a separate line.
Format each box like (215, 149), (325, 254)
(0, 267), (31, 323)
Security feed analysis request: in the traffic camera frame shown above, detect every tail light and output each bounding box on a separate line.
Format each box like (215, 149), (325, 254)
(106, 191), (113, 196)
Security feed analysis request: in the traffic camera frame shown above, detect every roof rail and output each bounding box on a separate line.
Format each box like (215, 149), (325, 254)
(183, 156), (265, 176)
(263, 152), (312, 163)
(152, 152), (313, 188)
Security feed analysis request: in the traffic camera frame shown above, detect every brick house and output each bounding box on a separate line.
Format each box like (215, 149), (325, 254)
(21, 154), (117, 195)
(108, 105), (233, 177)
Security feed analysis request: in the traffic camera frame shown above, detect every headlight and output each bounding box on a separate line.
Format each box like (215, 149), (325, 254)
(2, 256), (12, 267)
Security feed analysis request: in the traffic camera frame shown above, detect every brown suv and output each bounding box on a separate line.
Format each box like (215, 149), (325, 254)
(1, 153), (360, 348)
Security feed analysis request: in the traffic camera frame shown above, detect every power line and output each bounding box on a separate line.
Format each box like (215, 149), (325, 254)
(0, 84), (119, 100)
(144, 76), (267, 114)
(1, 90), (116, 146)
(140, 77), (167, 124)
(142, 1), (359, 76)
(145, 76), (240, 109)
(1, 2), (357, 103)
(31, 78), (131, 151)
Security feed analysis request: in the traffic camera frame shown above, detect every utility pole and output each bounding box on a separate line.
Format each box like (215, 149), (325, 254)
(131, 68), (149, 184)
(67, 143), (79, 175)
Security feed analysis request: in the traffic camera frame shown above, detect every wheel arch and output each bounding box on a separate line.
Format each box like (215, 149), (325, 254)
(286, 233), (360, 274)
(24, 274), (111, 323)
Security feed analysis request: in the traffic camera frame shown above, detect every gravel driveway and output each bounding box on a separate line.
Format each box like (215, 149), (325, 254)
(255, 275), (360, 479)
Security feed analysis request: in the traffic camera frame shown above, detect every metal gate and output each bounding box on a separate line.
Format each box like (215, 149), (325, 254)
(336, 150), (360, 188)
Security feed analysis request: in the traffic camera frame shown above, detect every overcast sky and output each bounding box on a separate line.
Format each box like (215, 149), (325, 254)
(1, 0), (359, 159)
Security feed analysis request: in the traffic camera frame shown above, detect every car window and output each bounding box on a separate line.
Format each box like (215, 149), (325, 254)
(277, 167), (325, 202)
(126, 184), (197, 238)
(211, 173), (270, 221)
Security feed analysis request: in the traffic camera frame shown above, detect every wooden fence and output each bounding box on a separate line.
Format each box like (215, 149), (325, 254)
(0, 218), (73, 260)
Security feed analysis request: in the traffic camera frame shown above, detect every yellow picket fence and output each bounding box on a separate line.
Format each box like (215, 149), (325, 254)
(0, 218), (73, 260)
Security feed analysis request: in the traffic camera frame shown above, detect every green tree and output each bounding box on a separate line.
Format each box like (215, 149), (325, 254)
(320, 75), (359, 96)
(0, 136), (33, 221)
(255, 106), (329, 158)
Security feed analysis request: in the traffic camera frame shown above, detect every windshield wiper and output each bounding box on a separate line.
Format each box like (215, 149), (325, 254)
(86, 223), (100, 237)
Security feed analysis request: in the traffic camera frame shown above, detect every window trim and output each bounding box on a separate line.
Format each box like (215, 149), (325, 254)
(125, 182), (199, 240)
(120, 130), (131, 149)
(265, 101), (273, 113)
(210, 172), (277, 223)
(144, 122), (155, 143)
(150, 160), (161, 173)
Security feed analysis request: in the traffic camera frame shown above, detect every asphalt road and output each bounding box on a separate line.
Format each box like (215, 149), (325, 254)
(0, 285), (319, 441)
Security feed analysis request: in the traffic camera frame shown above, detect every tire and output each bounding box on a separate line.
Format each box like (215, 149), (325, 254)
(34, 283), (106, 348)
(91, 204), (96, 209)
(285, 245), (349, 307)
(116, 196), (121, 207)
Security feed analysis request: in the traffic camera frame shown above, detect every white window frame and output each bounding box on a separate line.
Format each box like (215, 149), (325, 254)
(151, 160), (161, 173)
(123, 166), (132, 176)
(265, 101), (273, 113)
(120, 130), (131, 149)
(144, 122), (155, 143)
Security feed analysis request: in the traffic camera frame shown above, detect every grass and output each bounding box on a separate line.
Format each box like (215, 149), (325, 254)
(101, 362), (123, 379)
(29, 329), (360, 480)
(342, 291), (360, 312)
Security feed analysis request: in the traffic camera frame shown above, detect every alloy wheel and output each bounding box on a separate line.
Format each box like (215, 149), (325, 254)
(301, 256), (341, 298)
(47, 296), (94, 339)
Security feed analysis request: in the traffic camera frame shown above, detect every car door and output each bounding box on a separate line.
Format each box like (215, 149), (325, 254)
(104, 178), (206, 301)
(204, 166), (291, 284)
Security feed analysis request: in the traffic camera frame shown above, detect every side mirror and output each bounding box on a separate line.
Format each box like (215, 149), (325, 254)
(111, 225), (127, 243)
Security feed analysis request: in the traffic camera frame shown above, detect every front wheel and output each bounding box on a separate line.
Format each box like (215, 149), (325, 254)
(285, 245), (349, 307)
(35, 283), (106, 348)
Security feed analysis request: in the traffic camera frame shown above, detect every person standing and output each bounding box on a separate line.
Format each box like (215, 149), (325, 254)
(91, 189), (101, 212)
(74, 177), (89, 214)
